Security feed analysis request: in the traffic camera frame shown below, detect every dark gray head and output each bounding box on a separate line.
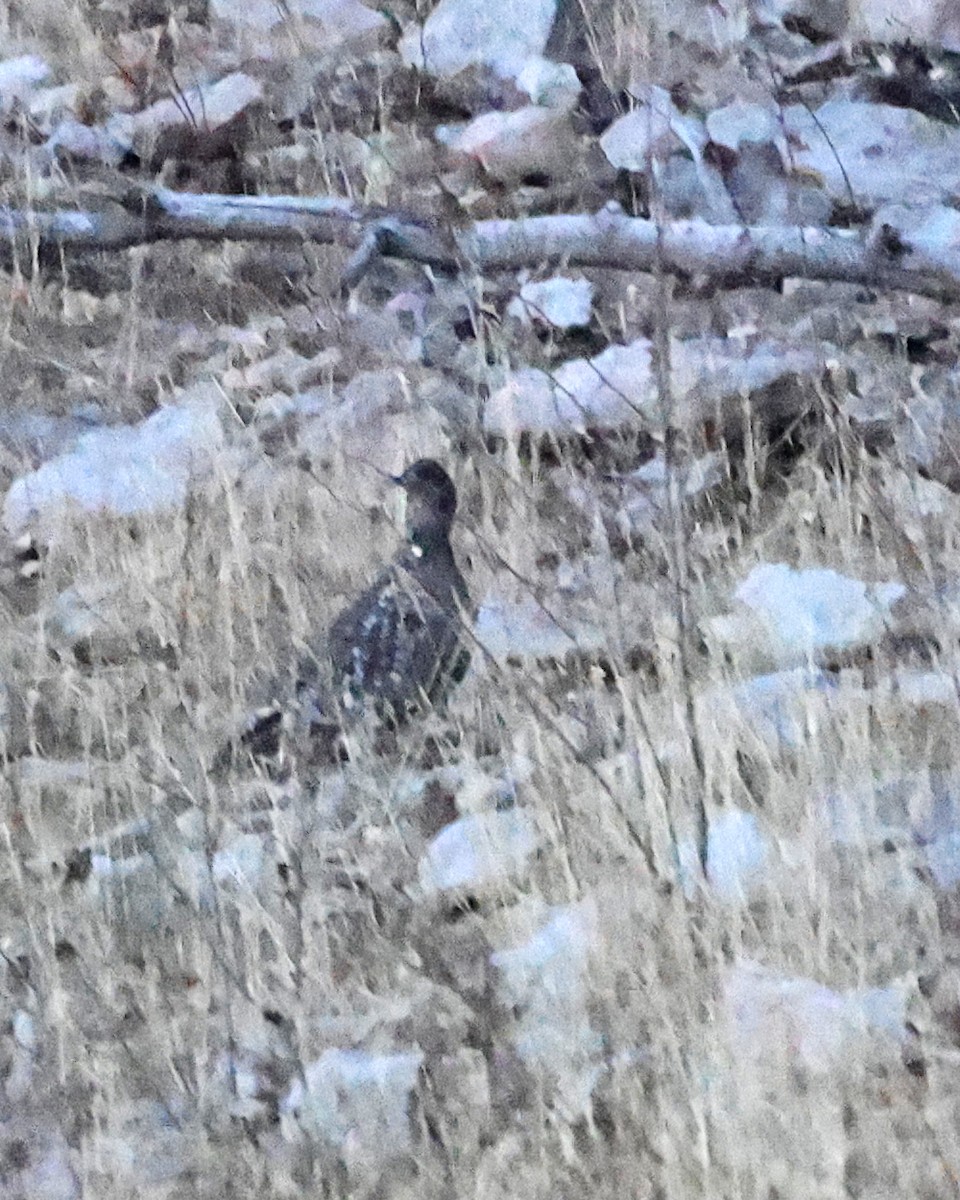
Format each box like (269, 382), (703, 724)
(393, 459), (458, 551)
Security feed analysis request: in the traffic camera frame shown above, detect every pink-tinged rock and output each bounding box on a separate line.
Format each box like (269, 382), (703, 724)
(439, 105), (580, 182)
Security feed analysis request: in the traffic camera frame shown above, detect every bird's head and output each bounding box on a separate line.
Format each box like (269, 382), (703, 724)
(393, 459), (458, 551)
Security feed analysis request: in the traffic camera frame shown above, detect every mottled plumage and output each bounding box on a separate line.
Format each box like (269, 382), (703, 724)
(327, 459), (470, 723)
(218, 460), (470, 770)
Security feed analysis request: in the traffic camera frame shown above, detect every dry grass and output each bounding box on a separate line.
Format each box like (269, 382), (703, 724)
(3, 307), (958, 1196)
(0, 1), (959, 1197)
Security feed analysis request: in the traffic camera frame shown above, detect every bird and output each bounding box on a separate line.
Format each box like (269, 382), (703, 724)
(217, 459), (471, 770)
(327, 458), (471, 721)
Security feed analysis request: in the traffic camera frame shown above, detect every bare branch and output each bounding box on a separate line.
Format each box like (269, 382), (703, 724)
(0, 189), (956, 300)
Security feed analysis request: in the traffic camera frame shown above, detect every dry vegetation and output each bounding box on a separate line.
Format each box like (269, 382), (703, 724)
(0, 0), (960, 1198)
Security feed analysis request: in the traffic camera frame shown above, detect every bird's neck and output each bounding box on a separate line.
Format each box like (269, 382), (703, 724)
(402, 533), (466, 603)
(408, 524), (452, 556)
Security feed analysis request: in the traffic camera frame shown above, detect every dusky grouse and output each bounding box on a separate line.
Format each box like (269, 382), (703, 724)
(221, 459), (470, 768)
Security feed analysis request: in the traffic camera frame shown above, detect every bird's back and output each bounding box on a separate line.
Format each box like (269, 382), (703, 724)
(327, 544), (470, 723)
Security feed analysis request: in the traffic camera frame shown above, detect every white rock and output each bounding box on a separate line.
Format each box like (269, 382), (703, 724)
(514, 57), (581, 109)
(3, 387), (225, 535)
(0, 54), (50, 112)
(0, 406), (101, 465)
(677, 808), (771, 900)
(129, 73), (263, 143)
(475, 592), (603, 659)
(724, 958), (909, 1076)
(27, 83), (78, 132)
(484, 339), (653, 435)
(400, 0), (557, 78)
(282, 1049), (423, 1173)
(211, 0), (386, 41)
(440, 105), (579, 182)
(826, 768), (960, 848)
(670, 336), (823, 405)
(925, 832), (960, 888)
(210, 0), (288, 22)
(609, 450), (725, 539)
(752, 0), (848, 38)
(216, 1050), (268, 1118)
(871, 201), (960, 279)
(697, 669), (836, 752)
(600, 88), (701, 169)
(491, 901), (603, 1118)
(785, 100), (960, 206)
(706, 100), (782, 152)
(212, 833), (266, 891)
(419, 809), (542, 892)
(45, 116), (131, 165)
(45, 579), (123, 650)
(12, 1009), (36, 1051)
(507, 276), (593, 328)
(656, 153), (742, 222)
(848, 0), (960, 46)
(889, 669), (957, 706)
(716, 563), (905, 666)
